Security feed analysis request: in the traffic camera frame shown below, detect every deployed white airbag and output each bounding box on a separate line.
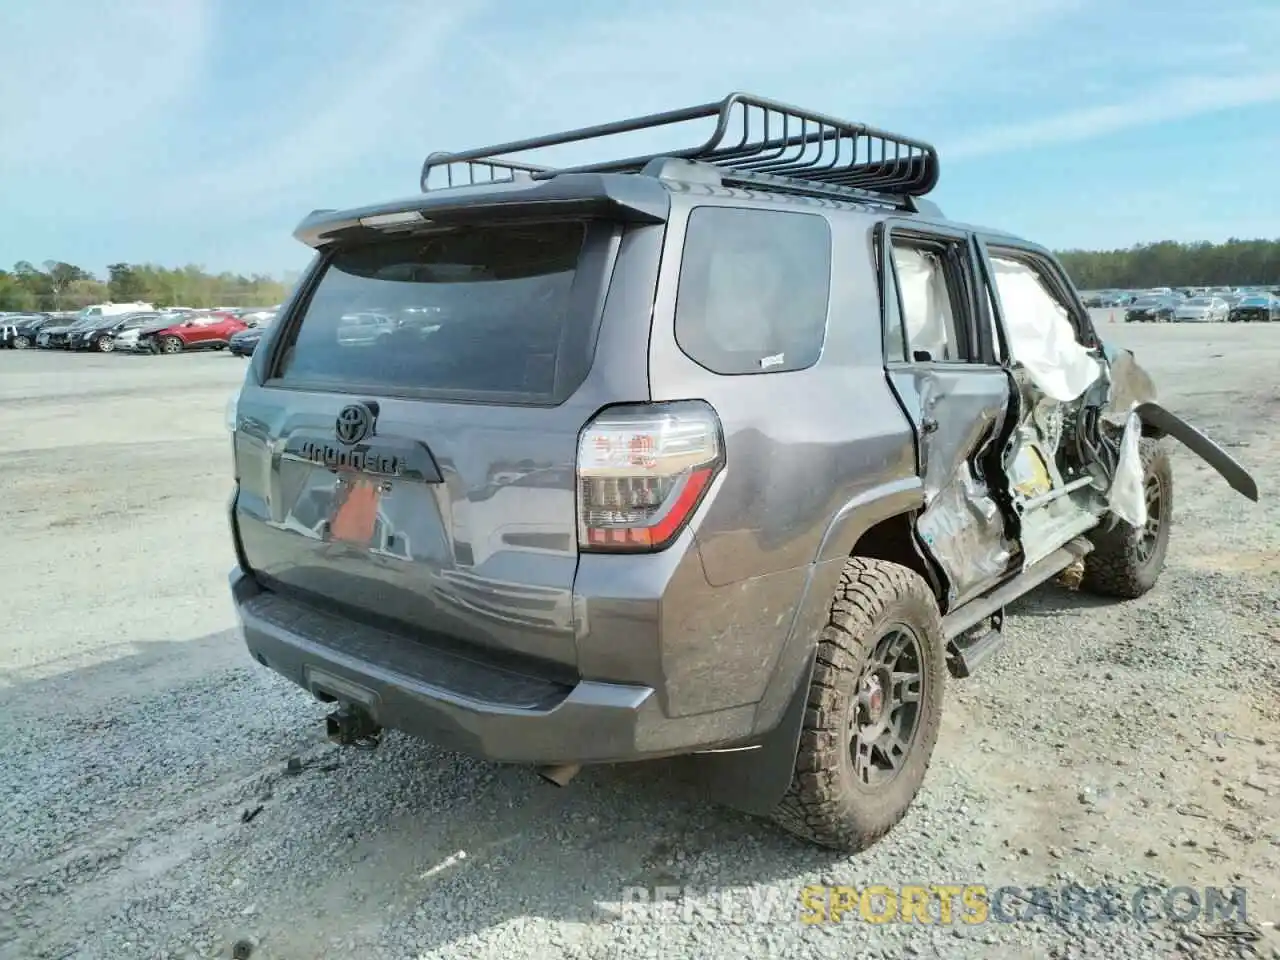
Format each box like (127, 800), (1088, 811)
(990, 257), (1101, 402)
(893, 246), (956, 360)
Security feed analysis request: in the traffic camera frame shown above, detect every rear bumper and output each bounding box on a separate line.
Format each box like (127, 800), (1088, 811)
(230, 567), (754, 764)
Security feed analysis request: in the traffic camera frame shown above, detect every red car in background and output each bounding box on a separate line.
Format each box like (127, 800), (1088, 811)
(137, 311), (248, 355)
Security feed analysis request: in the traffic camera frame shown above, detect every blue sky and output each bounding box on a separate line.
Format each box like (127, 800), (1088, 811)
(1, 0), (1277, 278)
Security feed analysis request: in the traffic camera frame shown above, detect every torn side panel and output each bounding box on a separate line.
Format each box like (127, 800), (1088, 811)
(1004, 375), (1105, 568)
(916, 461), (1014, 607)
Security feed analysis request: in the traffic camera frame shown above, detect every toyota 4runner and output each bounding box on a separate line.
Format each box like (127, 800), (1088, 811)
(226, 93), (1258, 852)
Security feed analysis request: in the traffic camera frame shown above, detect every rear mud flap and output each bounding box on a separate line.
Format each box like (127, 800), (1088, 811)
(688, 661), (811, 818)
(1135, 402), (1259, 502)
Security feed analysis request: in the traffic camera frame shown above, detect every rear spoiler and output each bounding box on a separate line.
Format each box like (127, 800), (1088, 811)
(293, 173), (669, 249)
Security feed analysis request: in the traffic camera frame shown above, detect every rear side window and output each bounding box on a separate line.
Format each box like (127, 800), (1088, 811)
(273, 221), (588, 400)
(674, 207), (831, 375)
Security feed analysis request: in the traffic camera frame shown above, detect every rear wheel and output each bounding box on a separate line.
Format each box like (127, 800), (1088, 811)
(770, 558), (945, 852)
(1081, 438), (1173, 599)
(161, 336), (183, 355)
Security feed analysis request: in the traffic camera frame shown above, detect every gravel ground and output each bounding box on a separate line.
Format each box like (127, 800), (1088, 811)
(2, 325), (1278, 960)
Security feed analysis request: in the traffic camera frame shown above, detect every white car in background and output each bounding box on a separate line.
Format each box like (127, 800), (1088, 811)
(113, 314), (188, 351)
(1173, 296), (1229, 323)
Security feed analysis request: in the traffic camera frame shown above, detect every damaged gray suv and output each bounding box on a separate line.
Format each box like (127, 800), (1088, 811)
(226, 93), (1258, 852)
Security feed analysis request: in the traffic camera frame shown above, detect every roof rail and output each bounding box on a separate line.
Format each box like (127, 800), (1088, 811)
(420, 92), (940, 203)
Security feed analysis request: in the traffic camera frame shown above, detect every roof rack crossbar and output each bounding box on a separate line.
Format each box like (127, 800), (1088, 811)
(420, 92), (940, 199)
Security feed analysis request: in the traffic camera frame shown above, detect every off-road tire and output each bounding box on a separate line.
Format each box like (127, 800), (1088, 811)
(161, 336), (184, 355)
(770, 558), (946, 852)
(1081, 437), (1173, 599)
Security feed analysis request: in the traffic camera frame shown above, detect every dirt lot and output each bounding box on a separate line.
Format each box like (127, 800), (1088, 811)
(2, 325), (1278, 960)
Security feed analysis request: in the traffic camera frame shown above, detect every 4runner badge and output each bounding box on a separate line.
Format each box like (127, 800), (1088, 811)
(335, 403), (374, 445)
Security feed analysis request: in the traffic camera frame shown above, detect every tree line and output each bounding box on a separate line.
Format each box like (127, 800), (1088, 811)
(0, 261), (294, 312)
(2, 237), (1277, 313)
(1055, 238), (1279, 291)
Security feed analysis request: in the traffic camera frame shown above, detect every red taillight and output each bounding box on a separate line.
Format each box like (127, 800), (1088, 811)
(576, 401), (724, 553)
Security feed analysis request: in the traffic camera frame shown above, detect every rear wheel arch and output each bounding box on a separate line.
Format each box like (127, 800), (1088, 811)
(848, 511), (947, 606)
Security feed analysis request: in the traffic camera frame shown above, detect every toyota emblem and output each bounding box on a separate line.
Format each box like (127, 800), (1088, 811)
(335, 403), (374, 445)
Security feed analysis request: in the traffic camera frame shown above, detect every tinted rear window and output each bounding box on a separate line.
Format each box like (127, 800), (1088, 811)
(674, 206), (831, 375)
(274, 222), (588, 400)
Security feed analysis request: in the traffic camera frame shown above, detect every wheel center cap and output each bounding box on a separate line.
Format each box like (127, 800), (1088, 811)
(863, 674), (885, 723)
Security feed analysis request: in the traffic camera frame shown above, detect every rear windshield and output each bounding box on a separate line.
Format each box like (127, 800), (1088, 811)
(273, 222), (587, 400)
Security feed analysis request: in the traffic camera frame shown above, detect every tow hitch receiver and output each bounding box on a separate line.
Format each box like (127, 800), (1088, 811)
(326, 704), (383, 749)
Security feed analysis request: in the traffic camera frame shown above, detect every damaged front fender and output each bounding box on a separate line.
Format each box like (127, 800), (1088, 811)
(1099, 341), (1258, 502)
(1100, 342), (1158, 415)
(1135, 401), (1259, 502)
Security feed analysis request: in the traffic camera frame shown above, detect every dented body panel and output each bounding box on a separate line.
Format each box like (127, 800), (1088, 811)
(886, 364), (1014, 609)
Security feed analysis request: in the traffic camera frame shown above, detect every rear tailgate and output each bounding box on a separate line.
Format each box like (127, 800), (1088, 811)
(231, 219), (624, 675)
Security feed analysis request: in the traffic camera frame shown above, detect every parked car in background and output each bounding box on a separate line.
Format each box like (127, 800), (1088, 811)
(112, 315), (185, 353)
(1124, 295), (1178, 323)
(237, 309), (277, 328)
(1, 313), (55, 349)
(37, 315), (99, 348)
(36, 303), (157, 349)
(137, 311), (248, 354)
(335, 311), (397, 347)
(1173, 296), (1230, 322)
(1228, 294), (1279, 323)
(69, 312), (162, 352)
(1100, 291), (1137, 307)
(75, 301), (155, 323)
(229, 314), (275, 356)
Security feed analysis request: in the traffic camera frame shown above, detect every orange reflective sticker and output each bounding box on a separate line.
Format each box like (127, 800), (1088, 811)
(330, 480), (380, 544)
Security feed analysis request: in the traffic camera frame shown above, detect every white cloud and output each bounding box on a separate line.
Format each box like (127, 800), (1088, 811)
(946, 70), (1280, 159)
(151, 0), (482, 215)
(125, 0), (1080, 231)
(447, 0), (1079, 165)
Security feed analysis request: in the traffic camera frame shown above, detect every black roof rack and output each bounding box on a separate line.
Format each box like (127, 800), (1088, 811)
(420, 92), (940, 205)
